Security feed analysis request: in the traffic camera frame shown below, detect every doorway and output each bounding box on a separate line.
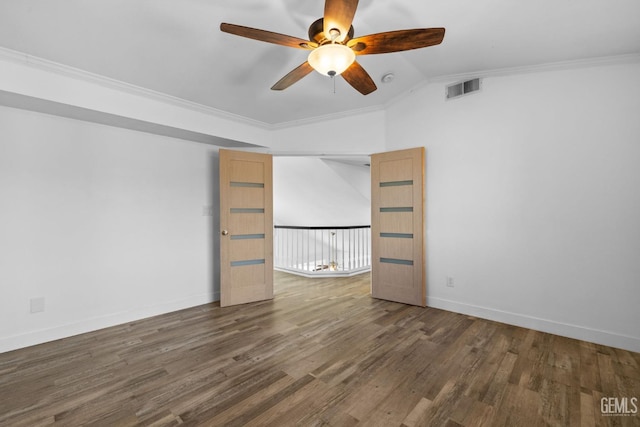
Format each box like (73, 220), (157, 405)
(219, 148), (425, 307)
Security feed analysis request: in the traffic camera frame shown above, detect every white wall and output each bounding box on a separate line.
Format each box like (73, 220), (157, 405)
(273, 157), (370, 226)
(269, 109), (382, 228)
(3, 46), (638, 353)
(386, 60), (640, 351)
(270, 109), (386, 155)
(0, 49), (271, 146)
(0, 51), (384, 353)
(0, 105), (220, 352)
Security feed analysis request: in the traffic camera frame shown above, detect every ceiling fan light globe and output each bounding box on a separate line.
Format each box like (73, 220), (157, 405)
(308, 44), (355, 77)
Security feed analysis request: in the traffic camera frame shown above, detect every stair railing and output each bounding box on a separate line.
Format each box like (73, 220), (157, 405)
(274, 225), (371, 277)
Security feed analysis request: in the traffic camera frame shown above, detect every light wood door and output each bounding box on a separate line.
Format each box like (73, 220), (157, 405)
(219, 149), (273, 307)
(371, 147), (426, 306)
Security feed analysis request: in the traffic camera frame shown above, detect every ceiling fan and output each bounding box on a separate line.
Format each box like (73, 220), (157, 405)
(220, 0), (445, 95)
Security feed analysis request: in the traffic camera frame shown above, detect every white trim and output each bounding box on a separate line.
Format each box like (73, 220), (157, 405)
(275, 266), (370, 278)
(426, 296), (640, 353)
(385, 53), (640, 109)
(0, 292), (216, 354)
(0, 45), (385, 130)
(0, 46), (271, 130)
(268, 151), (372, 159)
(429, 53), (640, 84)
(3, 46), (639, 130)
(269, 104), (385, 130)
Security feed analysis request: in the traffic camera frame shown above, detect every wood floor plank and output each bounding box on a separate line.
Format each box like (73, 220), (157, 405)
(401, 396), (433, 427)
(242, 376), (331, 426)
(580, 391), (597, 427)
(1, 271), (639, 426)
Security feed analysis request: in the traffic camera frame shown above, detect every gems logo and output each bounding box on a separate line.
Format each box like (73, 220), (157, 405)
(601, 397), (638, 416)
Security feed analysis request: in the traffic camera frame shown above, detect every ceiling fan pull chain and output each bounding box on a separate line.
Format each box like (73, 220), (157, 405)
(327, 70), (337, 94)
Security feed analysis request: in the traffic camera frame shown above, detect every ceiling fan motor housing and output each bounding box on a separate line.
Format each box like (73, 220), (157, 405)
(308, 18), (354, 45)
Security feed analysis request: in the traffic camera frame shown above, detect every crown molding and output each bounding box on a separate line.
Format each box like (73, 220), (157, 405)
(0, 46), (272, 130)
(385, 53), (640, 110)
(270, 104), (385, 130)
(429, 53), (640, 83)
(268, 150), (372, 158)
(5, 46), (637, 131)
(0, 46), (388, 132)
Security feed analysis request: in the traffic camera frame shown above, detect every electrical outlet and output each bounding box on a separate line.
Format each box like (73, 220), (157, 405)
(446, 277), (454, 288)
(30, 297), (45, 313)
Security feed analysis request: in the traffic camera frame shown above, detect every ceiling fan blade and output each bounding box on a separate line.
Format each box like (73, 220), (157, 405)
(271, 62), (314, 91)
(349, 28), (445, 55)
(220, 23), (317, 49)
(341, 61), (376, 95)
(323, 0), (359, 42)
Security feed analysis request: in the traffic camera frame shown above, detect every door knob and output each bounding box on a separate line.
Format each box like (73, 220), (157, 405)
(221, 230), (229, 236)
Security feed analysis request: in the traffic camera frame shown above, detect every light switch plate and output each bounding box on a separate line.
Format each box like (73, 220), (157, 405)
(30, 297), (45, 313)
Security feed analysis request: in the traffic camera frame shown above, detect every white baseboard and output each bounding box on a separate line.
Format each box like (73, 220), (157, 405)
(0, 292), (217, 354)
(274, 266), (371, 278)
(426, 296), (640, 353)
(4, 292), (637, 354)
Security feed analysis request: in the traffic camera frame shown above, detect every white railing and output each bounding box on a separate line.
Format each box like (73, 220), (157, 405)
(274, 225), (371, 277)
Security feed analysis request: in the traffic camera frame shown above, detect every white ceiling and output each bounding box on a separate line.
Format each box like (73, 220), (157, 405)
(1, 0), (639, 126)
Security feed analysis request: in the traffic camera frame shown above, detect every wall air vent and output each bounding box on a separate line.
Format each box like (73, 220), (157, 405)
(446, 78), (481, 100)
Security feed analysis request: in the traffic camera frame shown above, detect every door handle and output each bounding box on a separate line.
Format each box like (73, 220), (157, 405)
(221, 230), (229, 236)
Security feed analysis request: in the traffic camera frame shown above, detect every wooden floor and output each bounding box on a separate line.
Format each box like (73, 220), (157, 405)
(1, 272), (639, 426)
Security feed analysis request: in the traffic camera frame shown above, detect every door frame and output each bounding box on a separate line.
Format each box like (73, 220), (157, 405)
(218, 150), (425, 306)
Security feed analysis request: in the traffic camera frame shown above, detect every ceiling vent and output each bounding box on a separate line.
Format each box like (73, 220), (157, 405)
(446, 78), (481, 100)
